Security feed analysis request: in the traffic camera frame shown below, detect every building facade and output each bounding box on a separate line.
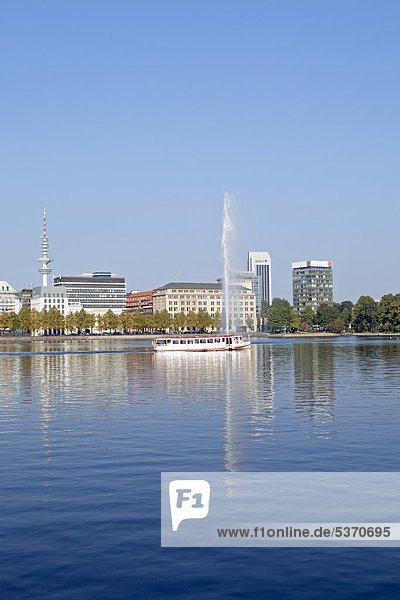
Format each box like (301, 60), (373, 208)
(231, 271), (262, 315)
(126, 288), (159, 314)
(31, 285), (82, 316)
(0, 281), (21, 314)
(53, 272), (126, 314)
(292, 260), (333, 313)
(153, 282), (257, 331)
(20, 288), (33, 309)
(247, 251), (272, 305)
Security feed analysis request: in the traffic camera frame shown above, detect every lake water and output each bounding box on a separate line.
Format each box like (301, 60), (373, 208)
(1, 337), (400, 599)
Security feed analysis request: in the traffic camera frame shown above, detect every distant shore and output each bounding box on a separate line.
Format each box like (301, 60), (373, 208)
(1, 332), (400, 344)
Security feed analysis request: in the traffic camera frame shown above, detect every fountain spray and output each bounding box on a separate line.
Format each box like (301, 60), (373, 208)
(221, 192), (235, 333)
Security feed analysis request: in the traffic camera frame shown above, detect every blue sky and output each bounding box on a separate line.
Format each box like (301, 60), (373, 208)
(1, 0), (400, 302)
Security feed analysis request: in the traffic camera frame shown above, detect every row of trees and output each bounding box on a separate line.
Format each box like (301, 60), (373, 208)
(260, 294), (400, 333)
(0, 307), (222, 335)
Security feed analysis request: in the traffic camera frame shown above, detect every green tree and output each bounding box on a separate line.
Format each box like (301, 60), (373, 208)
(302, 306), (315, 326)
(173, 312), (186, 331)
(47, 307), (64, 332)
(316, 303), (340, 328)
(40, 309), (49, 333)
(340, 300), (354, 314)
(144, 314), (155, 332)
(103, 310), (120, 332)
(328, 318), (345, 333)
(185, 310), (198, 330)
(196, 310), (213, 331)
(152, 310), (171, 331)
(131, 311), (146, 332)
(96, 313), (106, 332)
(30, 309), (42, 335)
(159, 309), (172, 330)
(0, 311), (13, 333)
(10, 312), (20, 331)
(213, 310), (222, 330)
(352, 296), (379, 332)
(378, 293), (400, 331)
(119, 311), (133, 332)
(266, 298), (298, 332)
(86, 312), (96, 333)
(18, 306), (32, 332)
(259, 300), (270, 318)
(340, 307), (351, 328)
(65, 312), (78, 334)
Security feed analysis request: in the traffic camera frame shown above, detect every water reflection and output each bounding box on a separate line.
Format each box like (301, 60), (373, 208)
(293, 343), (337, 439)
(224, 345), (275, 471)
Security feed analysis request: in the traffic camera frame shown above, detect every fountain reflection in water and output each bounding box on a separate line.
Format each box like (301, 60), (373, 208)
(221, 191), (235, 333)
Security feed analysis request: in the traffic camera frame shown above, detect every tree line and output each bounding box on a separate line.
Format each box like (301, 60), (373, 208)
(0, 307), (222, 335)
(260, 294), (400, 333)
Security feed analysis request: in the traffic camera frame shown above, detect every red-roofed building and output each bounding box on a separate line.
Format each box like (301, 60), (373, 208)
(125, 288), (159, 314)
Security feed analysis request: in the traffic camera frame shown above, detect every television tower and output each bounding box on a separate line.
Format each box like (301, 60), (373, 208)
(36, 206), (53, 286)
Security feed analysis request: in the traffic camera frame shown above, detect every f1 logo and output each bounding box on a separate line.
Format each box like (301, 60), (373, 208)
(169, 480), (210, 531)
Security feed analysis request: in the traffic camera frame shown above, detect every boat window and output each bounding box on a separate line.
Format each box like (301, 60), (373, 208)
(234, 337), (239, 342)
(180, 340), (187, 344)
(173, 340), (179, 344)
(215, 338), (220, 343)
(166, 339), (172, 343)
(200, 339), (206, 344)
(207, 339), (213, 343)
(195, 339), (200, 344)
(187, 340), (193, 344)
(156, 340), (166, 345)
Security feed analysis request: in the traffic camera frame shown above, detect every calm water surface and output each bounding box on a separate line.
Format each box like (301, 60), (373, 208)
(1, 337), (400, 599)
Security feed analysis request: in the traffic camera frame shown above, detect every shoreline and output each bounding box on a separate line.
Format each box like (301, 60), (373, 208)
(0, 332), (400, 343)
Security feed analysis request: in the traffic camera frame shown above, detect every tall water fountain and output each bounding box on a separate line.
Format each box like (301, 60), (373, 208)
(221, 192), (235, 333)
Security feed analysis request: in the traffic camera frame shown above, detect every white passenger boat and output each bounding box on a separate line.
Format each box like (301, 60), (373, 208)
(153, 334), (251, 352)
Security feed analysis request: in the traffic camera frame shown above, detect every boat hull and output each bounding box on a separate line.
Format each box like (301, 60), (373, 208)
(153, 335), (251, 352)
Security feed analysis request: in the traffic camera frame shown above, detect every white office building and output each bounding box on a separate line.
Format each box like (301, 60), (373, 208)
(247, 251), (272, 305)
(0, 281), (21, 314)
(53, 272), (126, 315)
(31, 285), (82, 315)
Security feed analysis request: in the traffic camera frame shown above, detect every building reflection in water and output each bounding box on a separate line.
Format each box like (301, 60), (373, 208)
(224, 345), (275, 471)
(0, 341), (130, 500)
(293, 343), (337, 439)
(152, 345), (275, 472)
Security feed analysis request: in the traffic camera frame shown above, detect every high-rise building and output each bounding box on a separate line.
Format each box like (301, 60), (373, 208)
(54, 272), (126, 314)
(247, 252), (272, 305)
(292, 260), (333, 313)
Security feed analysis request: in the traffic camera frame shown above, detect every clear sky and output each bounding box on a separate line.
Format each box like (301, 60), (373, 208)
(1, 0), (400, 302)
